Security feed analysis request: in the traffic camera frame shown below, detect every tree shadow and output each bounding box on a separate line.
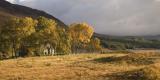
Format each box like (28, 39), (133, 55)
(91, 53), (160, 65)
(103, 69), (145, 80)
(92, 56), (118, 63)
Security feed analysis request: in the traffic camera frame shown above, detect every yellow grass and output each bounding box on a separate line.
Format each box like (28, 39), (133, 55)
(0, 52), (159, 80)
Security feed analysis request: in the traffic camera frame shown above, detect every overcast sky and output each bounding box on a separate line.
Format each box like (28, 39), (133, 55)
(6, 0), (160, 36)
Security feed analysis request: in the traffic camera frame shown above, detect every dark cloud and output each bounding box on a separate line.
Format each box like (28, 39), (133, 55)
(7, 0), (160, 36)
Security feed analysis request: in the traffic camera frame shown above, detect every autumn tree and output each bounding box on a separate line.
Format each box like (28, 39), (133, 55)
(0, 17), (36, 57)
(26, 16), (72, 55)
(69, 23), (94, 53)
(87, 38), (102, 52)
(27, 16), (58, 55)
(0, 16), (101, 58)
(56, 28), (72, 54)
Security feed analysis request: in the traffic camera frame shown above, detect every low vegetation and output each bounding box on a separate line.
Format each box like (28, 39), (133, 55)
(0, 52), (159, 80)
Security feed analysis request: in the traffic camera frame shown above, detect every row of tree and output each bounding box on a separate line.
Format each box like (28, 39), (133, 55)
(0, 16), (102, 59)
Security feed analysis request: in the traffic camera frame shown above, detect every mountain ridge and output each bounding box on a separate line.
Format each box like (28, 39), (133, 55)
(0, 0), (67, 27)
(94, 33), (160, 40)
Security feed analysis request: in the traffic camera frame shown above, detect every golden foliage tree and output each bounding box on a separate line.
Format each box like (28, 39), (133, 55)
(88, 38), (102, 52)
(0, 17), (37, 57)
(28, 16), (58, 55)
(69, 23), (94, 53)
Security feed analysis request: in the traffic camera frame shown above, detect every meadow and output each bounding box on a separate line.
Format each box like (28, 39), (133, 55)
(0, 51), (160, 80)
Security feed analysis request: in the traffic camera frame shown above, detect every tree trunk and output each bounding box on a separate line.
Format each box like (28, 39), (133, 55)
(12, 41), (16, 58)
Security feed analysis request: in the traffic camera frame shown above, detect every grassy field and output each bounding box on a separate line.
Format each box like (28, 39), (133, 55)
(0, 52), (160, 80)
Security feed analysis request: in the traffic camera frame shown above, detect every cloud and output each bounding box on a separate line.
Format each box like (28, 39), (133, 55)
(6, 0), (160, 36)
(6, 0), (15, 3)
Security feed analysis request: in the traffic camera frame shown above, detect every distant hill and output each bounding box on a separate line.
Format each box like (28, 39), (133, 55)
(94, 33), (160, 49)
(94, 33), (160, 41)
(142, 35), (160, 40)
(0, 0), (67, 27)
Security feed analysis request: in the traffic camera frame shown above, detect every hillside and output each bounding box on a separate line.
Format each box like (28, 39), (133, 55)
(0, 0), (67, 27)
(94, 33), (160, 49)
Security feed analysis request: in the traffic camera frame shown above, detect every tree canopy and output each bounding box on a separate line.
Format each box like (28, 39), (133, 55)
(0, 17), (102, 59)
